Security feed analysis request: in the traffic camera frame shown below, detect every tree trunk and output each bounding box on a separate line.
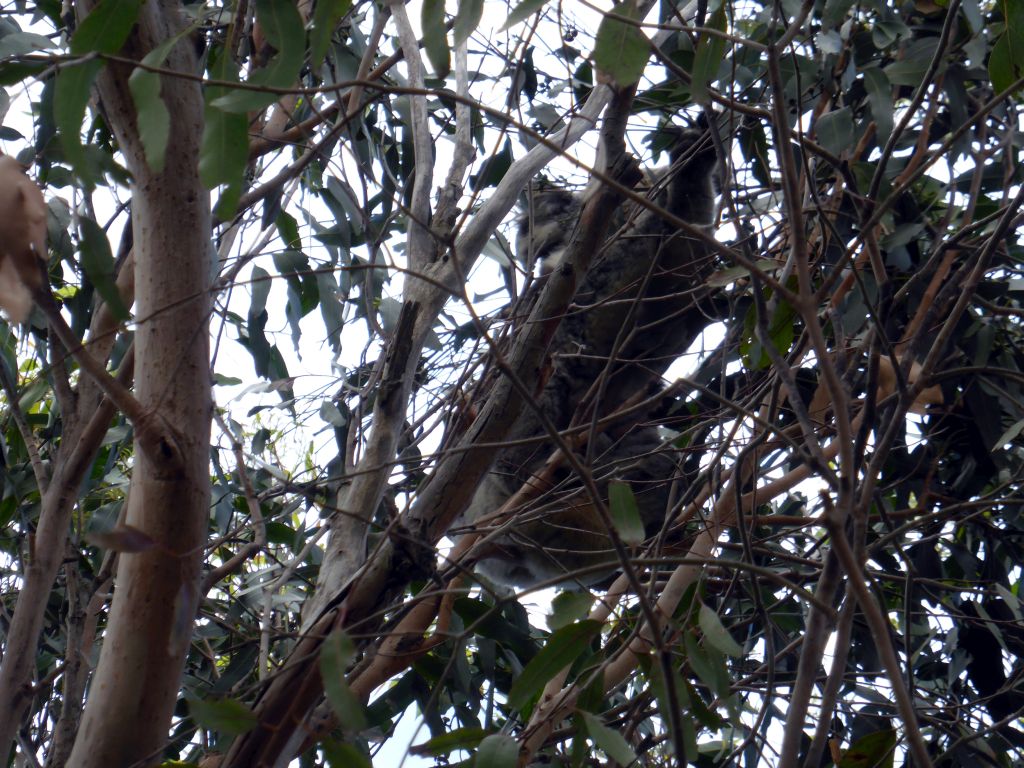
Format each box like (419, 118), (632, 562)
(65, 2), (212, 765)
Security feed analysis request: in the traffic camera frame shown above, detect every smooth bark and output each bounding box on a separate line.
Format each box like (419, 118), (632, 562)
(65, 1), (213, 765)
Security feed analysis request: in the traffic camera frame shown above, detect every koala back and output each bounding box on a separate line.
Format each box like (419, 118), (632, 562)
(462, 124), (722, 588)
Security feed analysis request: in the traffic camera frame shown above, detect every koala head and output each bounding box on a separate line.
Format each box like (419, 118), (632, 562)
(516, 186), (583, 274)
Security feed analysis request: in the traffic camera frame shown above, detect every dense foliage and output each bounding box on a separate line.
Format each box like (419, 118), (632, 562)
(0, 0), (1023, 765)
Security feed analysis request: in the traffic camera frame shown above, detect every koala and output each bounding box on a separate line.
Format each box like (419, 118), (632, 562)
(462, 123), (721, 588)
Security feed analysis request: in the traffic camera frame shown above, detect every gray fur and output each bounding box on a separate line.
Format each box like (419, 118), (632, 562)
(465, 126), (720, 588)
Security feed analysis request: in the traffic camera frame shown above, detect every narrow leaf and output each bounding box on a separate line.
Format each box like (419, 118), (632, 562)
(989, 33), (1021, 94)
(322, 740), (372, 768)
(691, 6), (727, 103)
(837, 728), (897, 768)
(200, 48), (248, 218)
(862, 67), (893, 143)
(422, 0), (451, 77)
(211, 0), (305, 112)
(548, 591), (595, 630)
(592, 2), (649, 87)
(54, 60), (103, 185)
(412, 727), (489, 756)
(814, 106), (855, 157)
(684, 631), (730, 696)
(579, 711), (637, 766)
(187, 697), (258, 736)
(79, 217), (130, 320)
(608, 481), (645, 546)
(310, 0), (353, 69)
(128, 69), (170, 173)
(507, 620), (602, 713)
(127, 36), (183, 174)
(698, 603), (743, 657)
(500, 0), (549, 31)
(70, 0), (144, 55)
(454, 0), (484, 45)
(320, 631), (367, 731)
(474, 734), (519, 767)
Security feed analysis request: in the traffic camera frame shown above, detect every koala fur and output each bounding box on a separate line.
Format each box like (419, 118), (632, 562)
(463, 124), (720, 588)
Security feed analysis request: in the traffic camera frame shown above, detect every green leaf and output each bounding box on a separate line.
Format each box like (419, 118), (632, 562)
(454, 0), (484, 45)
(996, 0), (1024, 93)
(0, 31), (57, 57)
(70, 0), (143, 55)
(592, 2), (649, 88)
(992, 417), (1024, 450)
(507, 620), (603, 713)
(474, 733), (519, 767)
(548, 591), (595, 630)
(54, 60), (103, 185)
(322, 740), (372, 768)
(422, 0), (451, 78)
(323, 741), (372, 768)
(413, 727), (489, 756)
(127, 37), (181, 174)
(684, 631), (730, 697)
(187, 696), (258, 736)
(500, 0), (549, 31)
(691, 6), (727, 104)
(822, 0), (856, 31)
(837, 728), (897, 768)
(79, 217), (130, 320)
(989, 32), (1023, 94)
(200, 48), (248, 218)
(698, 603), (743, 657)
(0, 60), (48, 87)
(310, 0), (353, 70)
(649, 661), (699, 756)
(814, 106), (854, 157)
(741, 294), (796, 370)
(128, 71), (169, 172)
(608, 481), (645, 546)
(579, 711), (637, 766)
(862, 67), (893, 144)
(320, 630), (367, 731)
(211, 0), (305, 112)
